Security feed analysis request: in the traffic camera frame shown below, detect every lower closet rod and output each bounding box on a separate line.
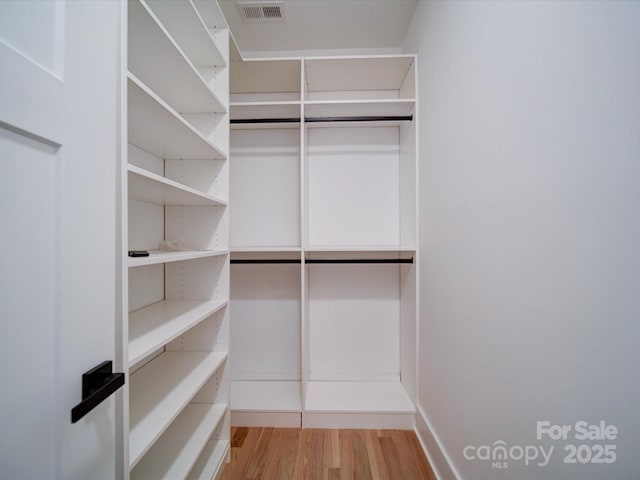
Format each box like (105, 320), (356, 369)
(230, 115), (413, 125)
(231, 259), (301, 264)
(231, 258), (413, 264)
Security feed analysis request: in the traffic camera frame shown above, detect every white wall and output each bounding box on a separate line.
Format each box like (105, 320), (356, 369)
(404, 1), (640, 479)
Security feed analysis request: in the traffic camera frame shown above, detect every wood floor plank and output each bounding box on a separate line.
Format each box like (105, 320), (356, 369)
(221, 427), (435, 480)
(401, 429), (437, 480)
(231, 426), (249, 447)
(378, 434), (404, 479)
(295, 427), (316, 480)
(261, 429), (285, 478)
(307, 429), (325, 480)
(325, 467), (341, 480)
(352, 430), (373, 480)
(230, 427), (261, 480)
(291, 427), (306, 480)
(245, 427), (275, 479)
(262, 428), (299, 479)
(339, 429), (354, 480)
(364, 430), (389, 480)
(323, 429), (340, 469)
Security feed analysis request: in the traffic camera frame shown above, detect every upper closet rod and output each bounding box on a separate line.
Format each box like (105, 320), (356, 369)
(230, 117), (301, 124)
(305, 115), (413, 123)
(230, 115), (413, 125)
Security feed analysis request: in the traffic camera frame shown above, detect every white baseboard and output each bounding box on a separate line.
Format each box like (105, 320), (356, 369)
(231, 411), (302, 428)
(303, 411), (415, 429)
(414, 405), (461, 480)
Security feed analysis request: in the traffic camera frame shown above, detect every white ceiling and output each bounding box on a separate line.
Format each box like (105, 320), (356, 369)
(219, 0), (418, 58)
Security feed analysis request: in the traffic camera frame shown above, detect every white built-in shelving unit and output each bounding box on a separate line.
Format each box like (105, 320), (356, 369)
(123, 1), (230, 478)
(229, 50), (418, 429)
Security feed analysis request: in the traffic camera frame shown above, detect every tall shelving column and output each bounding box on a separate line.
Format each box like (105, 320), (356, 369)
(302, 55), (418, 429)
(228, 50), (304, 427)
(125, 1), (230, 479)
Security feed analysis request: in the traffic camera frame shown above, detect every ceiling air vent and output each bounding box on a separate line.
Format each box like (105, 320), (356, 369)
(238, 2), (285, 23)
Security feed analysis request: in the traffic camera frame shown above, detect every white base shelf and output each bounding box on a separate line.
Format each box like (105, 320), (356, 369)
(231, 380), (301, 412)
(131, 403), (226, 480)
(231, 411), (301, 428)
(231, 381), (302, 428)
(303, 381), (415, 429)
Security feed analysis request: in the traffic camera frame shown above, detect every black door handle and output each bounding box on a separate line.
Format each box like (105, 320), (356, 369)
(71, 360), (125, 423)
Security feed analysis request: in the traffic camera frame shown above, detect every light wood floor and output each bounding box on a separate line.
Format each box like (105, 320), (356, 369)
(219, 427), (436, 480)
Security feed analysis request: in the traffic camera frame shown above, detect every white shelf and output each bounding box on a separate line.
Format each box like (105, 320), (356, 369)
(129, 351), (227, 468)
(231, 101), (301, 121)
(231, 381), (301, 412)
(144, 0), (226, 68)
(128, 74), (226, 160)
(128, 249), (227, 268)
(305, 99), (415, 119)
(187, 440), (230, 480)
(231, 122), (301, 131)
(305, 247), (416, 260)
(128, 164), (226, 206)
(231, 93), (300, 103)
(230, 58), (301, 99)
(131, 403), (227, 480)
(128, 0), (225, 114)
(231, 246), (302, 254)
(304, 381), (414, 414)
(304, 55), (415, 98)
(129, 300), (228, 366)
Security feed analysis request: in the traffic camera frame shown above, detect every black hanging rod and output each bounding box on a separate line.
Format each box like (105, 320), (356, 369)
(231, 115), (413, 125)
(305, 115), (413, 123)
(306, 258), (413, 264)
(231, 258), (414, 265)
(231, 117), (301, 124)
(231, 259), (302, 264)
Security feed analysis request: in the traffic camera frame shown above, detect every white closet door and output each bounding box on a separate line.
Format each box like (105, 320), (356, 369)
(0, 2), (122, 479)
